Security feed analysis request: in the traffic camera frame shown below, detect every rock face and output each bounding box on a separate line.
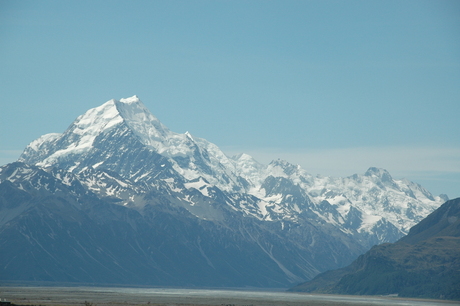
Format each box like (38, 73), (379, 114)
(290, 197), (460, 300)
(0, 96), (445, 288)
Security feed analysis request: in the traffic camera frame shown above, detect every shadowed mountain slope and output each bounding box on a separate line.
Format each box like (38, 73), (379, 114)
(290, 197), (460, 300)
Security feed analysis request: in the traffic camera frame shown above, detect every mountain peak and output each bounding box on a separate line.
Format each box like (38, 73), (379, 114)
(113, 96), (171, 146)
(364, 167), (397, 188)
(20, 96), (172, 168)
(364, 167), (391, 178)
(269, 159), (294, 167)
(75, 95), (172, 148)
(119, 95), (140, 104)
(19, 96), (246, 192)
(233, 153), (255, 162)
(269, 159), (298, 170)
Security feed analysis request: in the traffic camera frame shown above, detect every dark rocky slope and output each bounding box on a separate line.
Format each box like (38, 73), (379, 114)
(290, 197), (460, 300)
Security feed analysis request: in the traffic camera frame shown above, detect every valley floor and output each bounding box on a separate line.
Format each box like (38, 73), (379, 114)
(0, 287), (458, 306)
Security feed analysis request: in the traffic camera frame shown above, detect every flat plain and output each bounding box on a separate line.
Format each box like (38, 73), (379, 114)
(0, 287), (458, 306)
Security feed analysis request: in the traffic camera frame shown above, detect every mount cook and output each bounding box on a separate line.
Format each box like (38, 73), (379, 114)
(0, 95), (446, 287)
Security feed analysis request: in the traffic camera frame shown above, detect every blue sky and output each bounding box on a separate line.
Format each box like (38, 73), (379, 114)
(1, 0), (459, 198)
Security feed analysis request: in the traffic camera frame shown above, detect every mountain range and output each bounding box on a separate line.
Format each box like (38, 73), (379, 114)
(0, 95), (447, 288)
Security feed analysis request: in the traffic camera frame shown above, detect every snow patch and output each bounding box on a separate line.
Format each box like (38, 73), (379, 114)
(359, 214), (382, 233)
(184, 177), (211, 197)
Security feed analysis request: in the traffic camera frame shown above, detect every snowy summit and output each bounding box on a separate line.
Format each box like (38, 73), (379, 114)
(18, 96), (445, 246)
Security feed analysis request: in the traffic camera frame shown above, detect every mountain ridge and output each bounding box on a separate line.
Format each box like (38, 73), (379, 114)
(1, 95), (446, 287)
(16, 96), (446, 242)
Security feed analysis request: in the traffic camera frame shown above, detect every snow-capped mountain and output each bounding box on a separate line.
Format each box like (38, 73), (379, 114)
(1, 95), (446, 287)
(21, 96), (244, 192)
(19, 96), (444, 242)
